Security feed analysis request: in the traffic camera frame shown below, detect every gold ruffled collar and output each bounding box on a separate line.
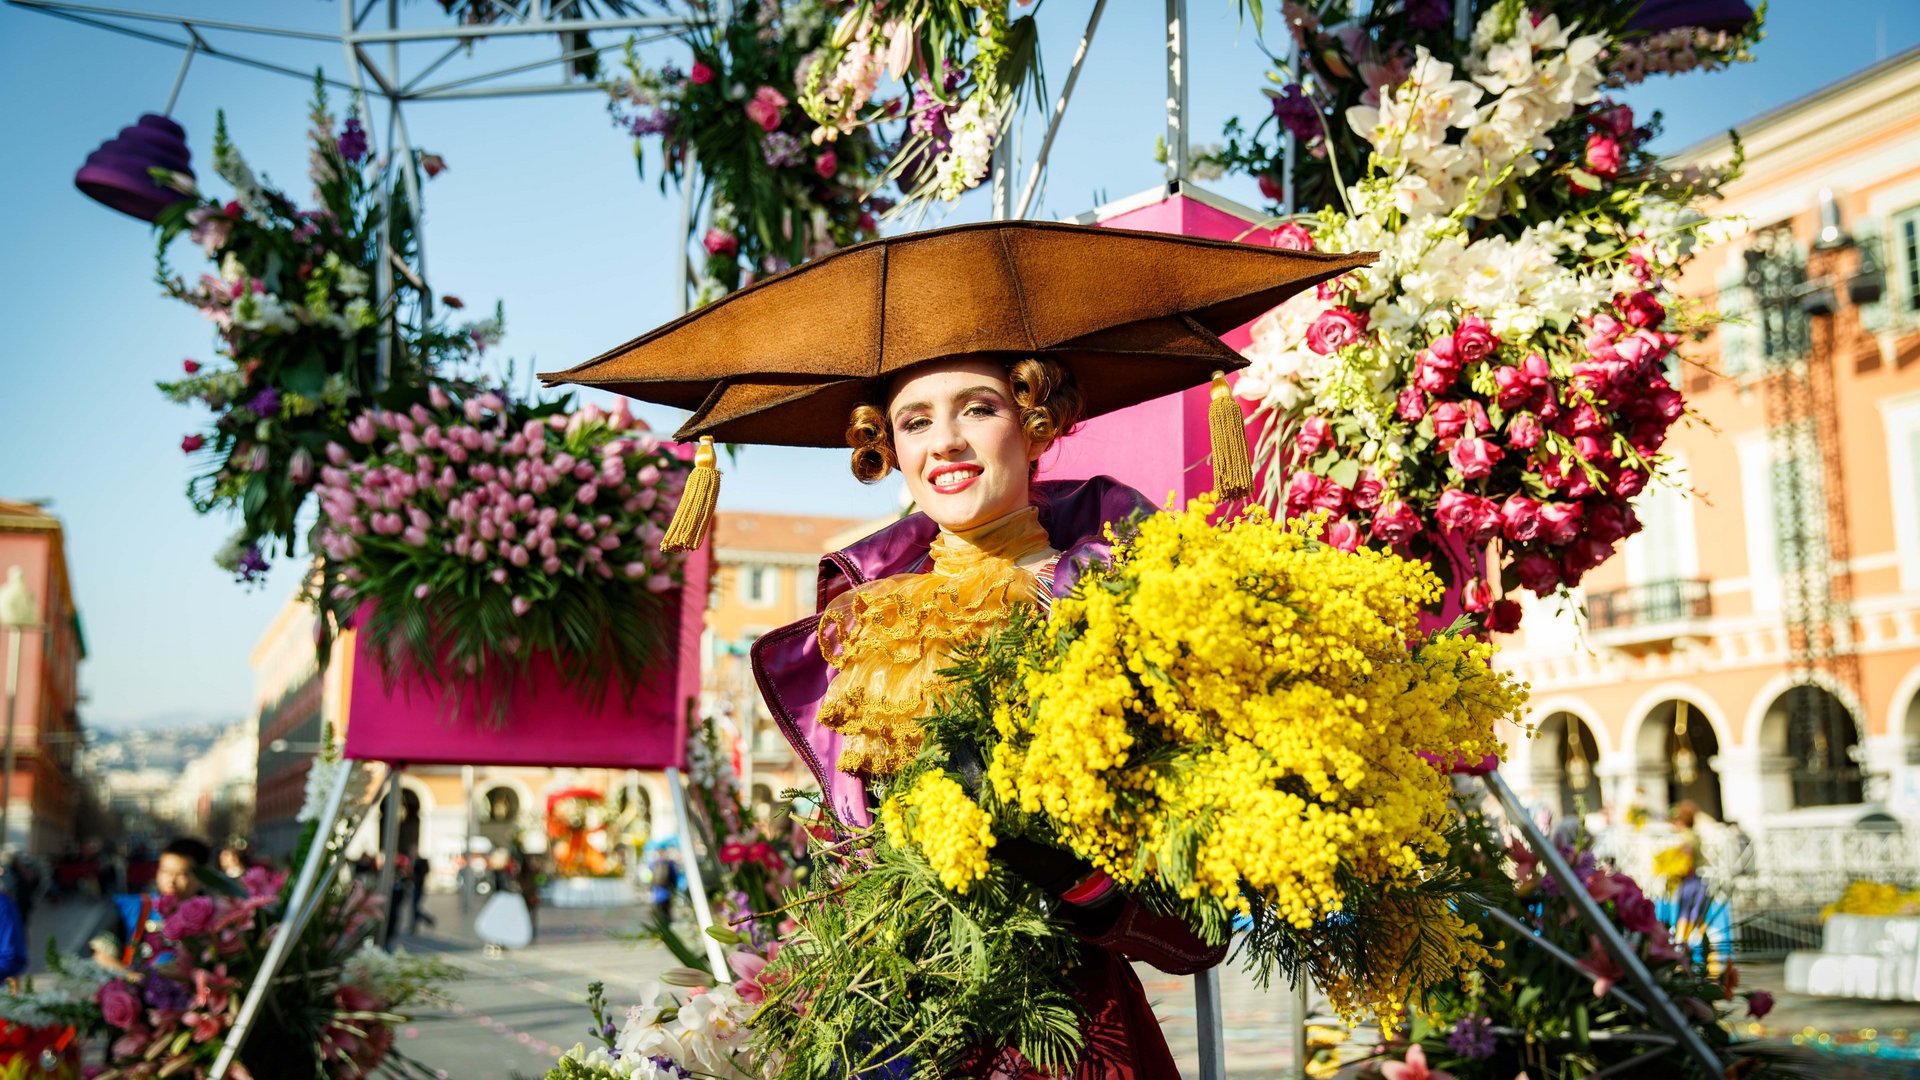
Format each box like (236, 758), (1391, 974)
(817, 506), (1053, 777)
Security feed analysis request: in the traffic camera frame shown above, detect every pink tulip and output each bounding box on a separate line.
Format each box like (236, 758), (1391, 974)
(511, 596), (532, 617)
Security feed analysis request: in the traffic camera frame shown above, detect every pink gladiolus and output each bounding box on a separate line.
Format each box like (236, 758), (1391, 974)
(1448, 436), (1501, 479)
(1305, 306), (1369, 356)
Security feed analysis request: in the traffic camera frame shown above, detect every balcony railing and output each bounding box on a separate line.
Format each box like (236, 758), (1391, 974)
(1586, 578), (1713, 647)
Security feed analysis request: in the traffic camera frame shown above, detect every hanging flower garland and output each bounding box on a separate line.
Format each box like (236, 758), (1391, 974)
(607, 0), (894, 300)
(314, 388), (690, 721)
(797, 0), (1043, 213)
(153, 79), (499, 583)
(1204, 1), (1762, 631)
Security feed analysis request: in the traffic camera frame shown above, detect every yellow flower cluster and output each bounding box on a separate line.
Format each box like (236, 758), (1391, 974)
(879, 773), (998, 894)
(988, 500), (1521, 1020)
(1652, 845), (1697, 894)
(1822, 880), (1920, 920)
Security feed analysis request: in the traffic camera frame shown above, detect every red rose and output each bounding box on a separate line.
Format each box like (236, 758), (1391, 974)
(1597, 102), (1634, 138)
(1650, 384), (1684, 423)
(1324, 518), (1361, 552)
(1514, 552), (1561, 594)
(1415, 353), (1458, 394)
(690, 61), (715, 85)
(1304, 306), (1369, 356)
(1284, 470), (1322, 517)
(1436, 489), (1500, 542)
(1487, 598), (1523, 633)
(1584, 133), (1622, 179)
(1350, 472), (1385, 512)
(1613, 468), (1647, 497)
(1257, 173), (1285, 203)
(1269, 222), (1315, 251)
(1539, 501), (1584, 545)
(181, 434), (206, 453)
(1620, 290), (1666, 329)
(702, 227), (740, 258)
(1588, 500), (1641, 544)
(1396, 387), (1428, 422)
(1507, 412), (1543, 449)
(182, 358), (201, 374)
(1449, 436), (1502, 480)
(1295, 416), (1334, 455)
(1463, 577), (1493, 613)
(1565, 534), (1616, 574)
(1573, 435), (1608, 465)
(1500, 494), (1543, 543)
(814, 151), (839, 179)
(1311, 479), (1350, 515)
(1370, 500), (1422, 546)
(1452, 315), (1500, 364)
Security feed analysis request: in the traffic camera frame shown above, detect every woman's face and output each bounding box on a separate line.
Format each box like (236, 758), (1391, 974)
(888, 360), (1042, 532)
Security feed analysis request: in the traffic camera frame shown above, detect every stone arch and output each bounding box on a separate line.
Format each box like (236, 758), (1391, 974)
(1742, 671), (1867, 748)
(1623, 683), (1736, 759)
(1886, 664), (1920, 747)
(1529, 711), (1605, 823)
(1753, 679), (1866, 808)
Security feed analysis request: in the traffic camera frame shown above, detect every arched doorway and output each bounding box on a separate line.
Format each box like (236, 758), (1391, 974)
(377, 787), (424, 857)
(1761, 684), (1863, 807)
(1636, 700), (1724, 820)
(479, 784), (522, 850)
(1536, 712), (1602, 822)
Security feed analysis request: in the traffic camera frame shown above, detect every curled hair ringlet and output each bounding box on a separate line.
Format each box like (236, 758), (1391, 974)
(843, 357), (1085, 483)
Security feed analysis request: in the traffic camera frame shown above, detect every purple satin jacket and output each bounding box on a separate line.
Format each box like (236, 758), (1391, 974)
(749, 475), (1155, 827)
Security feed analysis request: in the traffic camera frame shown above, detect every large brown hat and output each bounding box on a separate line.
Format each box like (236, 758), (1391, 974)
(540, 220), (1374, 447)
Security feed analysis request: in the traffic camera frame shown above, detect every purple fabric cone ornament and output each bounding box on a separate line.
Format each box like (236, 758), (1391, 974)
(75, 113), (195, 222)
(1626, 0), (1755, 33)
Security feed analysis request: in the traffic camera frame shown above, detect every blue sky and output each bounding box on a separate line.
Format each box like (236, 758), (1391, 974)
(2, 1), (1916, 730)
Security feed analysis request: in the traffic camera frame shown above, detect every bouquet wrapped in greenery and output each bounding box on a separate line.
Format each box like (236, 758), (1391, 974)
(744, 500), (1525, 1077)
(314, 387), (691, 718)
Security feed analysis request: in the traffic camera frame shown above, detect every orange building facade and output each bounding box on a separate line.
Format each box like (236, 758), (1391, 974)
(1499, 49), (1920, 856)
(0, 500), (88, 854)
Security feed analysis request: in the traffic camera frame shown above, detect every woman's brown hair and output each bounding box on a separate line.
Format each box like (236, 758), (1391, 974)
(846, 357), (1086, 484)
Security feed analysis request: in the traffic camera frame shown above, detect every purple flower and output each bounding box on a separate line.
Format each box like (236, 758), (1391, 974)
(143, 975), (192, 1012)
(628, 108), (675, 137)
(762, 130), (806, 169)
(1271, 83), (1320, 143)
(247, 387), (282, 417)
(337, 117), (369, 164)
(1447, 1015), (1496, 1060)
(234, 545), (270, 584)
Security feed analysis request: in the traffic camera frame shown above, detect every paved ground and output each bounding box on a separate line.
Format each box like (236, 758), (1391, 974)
(20, 894), (1920, 1077)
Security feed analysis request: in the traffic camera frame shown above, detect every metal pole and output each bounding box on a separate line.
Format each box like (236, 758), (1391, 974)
(1280, 36), (1297, 215)
(666, 765), (730, 979)
(1484, 770), (1725, 1075)
(1164, 0), (1189, 183)
(161, 34), (197, 114)
(211, 759), (361, 1079)
(1194, 967), (1226, 1080)
(375, 762), (403, 945)
(1013, 0), (1107, 219)
(1292, 973), (1308, 1079)
(674, 147), (699, 315)
(1453, 0), (1472, 42)
(461, 763), (477, 916)
(1, 630), (20, 855)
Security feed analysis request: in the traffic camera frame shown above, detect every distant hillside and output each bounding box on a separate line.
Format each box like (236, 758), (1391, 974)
(87, 721), (245, 775)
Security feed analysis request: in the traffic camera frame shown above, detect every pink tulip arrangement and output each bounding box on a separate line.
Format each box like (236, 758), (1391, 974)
(151, 80), (498, 584)
(314, 387), (690, 719)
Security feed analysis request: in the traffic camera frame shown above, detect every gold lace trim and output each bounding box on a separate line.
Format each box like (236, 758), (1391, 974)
(816, 507), (1053, 778)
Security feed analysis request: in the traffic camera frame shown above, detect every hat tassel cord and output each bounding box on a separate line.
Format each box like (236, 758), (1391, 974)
(1208, 372), (1254, 500)
(663, 436), (721, 552)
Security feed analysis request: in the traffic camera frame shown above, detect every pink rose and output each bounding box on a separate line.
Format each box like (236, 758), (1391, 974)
(1436, 489), (1500, 542)
(1295, 416), (1334, 455)
(1651, 384), (1684, 422)
(1449, 436), (1502, 480)
(1620, 290), (1665, 329)
(1324, 518), (1361, 552)
(1284, 470), (1322, 517)
(98, 980), (142, 1030)
(1487, 598), (1523, 633)
(1585, 133), (1622, 179)
(814, 151), (839, 179)
(164, 895), (216, 941)
(1304, 306), (1369, 355)
(1414, 354), (1458, 394)
(1452, 315), (1500, 364)
(1613, 468), (1647, 497)
(1564, 535), (1615, 576)
(1500, 495), (1543, 543)
(702, 227), (739, 258)
(1370, 500), (1422, 546)
(690, 61), (715, 85)
(1269, 222), (1315, 251)
(1395, 387), (1428, 422)
(1311, 480), (1349, 515)
(1507, 412), (1543, 449)
(1494, 365), (1535, 409)
(1350, 472), (1385, 512)
(744, 86), (788, 133)
(1540, 501), (1584, 545)
(1463, 577), (1492, 613)
(1514, 552), (1561, 594)
(1430, 401), (1468, 445)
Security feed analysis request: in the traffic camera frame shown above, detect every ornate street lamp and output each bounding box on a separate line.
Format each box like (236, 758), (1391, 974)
(1671, 701), (1699, 787)
(0, 567), (45, 856)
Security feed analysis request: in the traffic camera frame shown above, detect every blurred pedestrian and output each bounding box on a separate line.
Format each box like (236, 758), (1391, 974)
(515, 852), (543, 944)
(92, 836), (208, 971)
(649, 849), (679, 933)
(408, 848), (436, 933)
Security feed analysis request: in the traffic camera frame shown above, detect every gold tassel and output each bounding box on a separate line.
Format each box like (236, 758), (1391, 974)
(662, 436), (720, 552)
(1208, 372), (1254, 500)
